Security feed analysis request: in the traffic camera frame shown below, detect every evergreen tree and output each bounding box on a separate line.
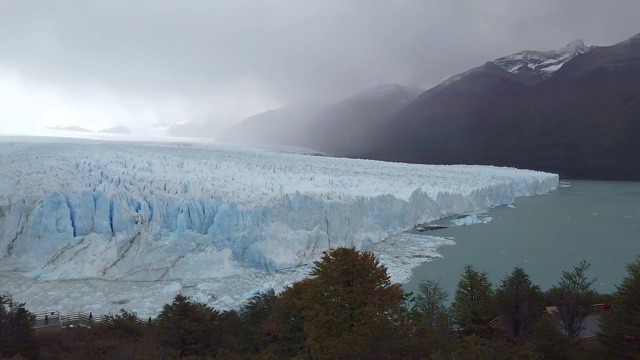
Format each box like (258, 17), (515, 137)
(155, 294), (220, 357)
(301, 248), (405, 358)
(598, 257), (640, 358)
(0, 293), (39, 360)
(552, 260), (596, 338)
(412, 279), (449, 329)
(451, 265), (495, 336)
(404, 280), (455, 358)
(529, 317), (579, 360)
(495, 267), (544, 343)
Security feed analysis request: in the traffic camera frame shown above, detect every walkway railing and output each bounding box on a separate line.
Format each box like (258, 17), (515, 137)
(32, 310), (146, 333)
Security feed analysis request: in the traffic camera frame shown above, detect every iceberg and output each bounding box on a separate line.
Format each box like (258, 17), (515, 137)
(0, 141), (558, 281)
(451, 214), (493, 226)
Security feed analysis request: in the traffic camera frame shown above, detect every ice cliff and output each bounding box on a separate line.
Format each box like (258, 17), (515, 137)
(0, 141), (558, 280)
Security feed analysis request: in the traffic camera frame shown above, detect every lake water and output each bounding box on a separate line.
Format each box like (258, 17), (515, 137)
(404, 180), (640, 300)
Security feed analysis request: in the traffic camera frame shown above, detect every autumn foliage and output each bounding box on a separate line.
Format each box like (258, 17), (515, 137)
(3, 248), (639, 359)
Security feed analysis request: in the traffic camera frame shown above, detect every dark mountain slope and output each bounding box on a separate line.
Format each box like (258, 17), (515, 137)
(215, 104), (326, 148)
(366, 33), (640, 180)
(217, 84), (422, 155)
(305, 84), (423, 155)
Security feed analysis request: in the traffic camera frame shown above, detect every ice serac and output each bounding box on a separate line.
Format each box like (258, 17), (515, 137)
(0, 141), (559, 281)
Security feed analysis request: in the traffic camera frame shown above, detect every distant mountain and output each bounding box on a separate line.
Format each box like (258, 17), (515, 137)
(47, 125), (93, 132)
(98, 125), (131, 134)
(217, 84), (423, 155)
(432, 39), (592, 95)
(46, 124), (131, 135)
(364, 32), (640, 181)
(215, 103), (325, 148)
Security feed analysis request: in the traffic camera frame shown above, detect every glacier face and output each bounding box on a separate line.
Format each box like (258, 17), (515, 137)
(0, 140), (558, 281)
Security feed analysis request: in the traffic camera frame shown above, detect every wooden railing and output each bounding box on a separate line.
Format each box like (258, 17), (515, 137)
(32, 310), (62, 333)
(32, 310), (147, 332)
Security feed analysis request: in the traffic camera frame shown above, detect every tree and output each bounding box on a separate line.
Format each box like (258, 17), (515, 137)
(0, 293), (39, 360)
(155, 294), (219, 357)
(448, 334), (542, 360)
(451, 265), (495, 336)
(301, 248), (405, 358)
(239, 290), (276, 354)
(260, 280), (310, 358)
(102, 309), (145, 339)
(495, 267), (544, 343)
(551, 260), (597, 338)
(215, 310), (245, 356)
(412, 279), (449, 329)
(597, 257), (640, 358)
(529, 317), (579, 360)
(403, 280), (455, 358)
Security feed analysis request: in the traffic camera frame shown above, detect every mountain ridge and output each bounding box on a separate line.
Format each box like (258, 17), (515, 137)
(216, 31), (640, 180)
(217, 84), (423, 155)
(364, 31), (640, 180)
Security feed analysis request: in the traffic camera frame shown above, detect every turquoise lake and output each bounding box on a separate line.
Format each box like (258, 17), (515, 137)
(404, 180), (640, 299)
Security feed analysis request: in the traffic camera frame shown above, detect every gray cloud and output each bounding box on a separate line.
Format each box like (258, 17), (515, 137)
(1, 0), (639, 136)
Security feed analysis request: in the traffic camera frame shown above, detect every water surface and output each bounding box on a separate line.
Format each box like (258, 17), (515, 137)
(405, 180), (640, 299)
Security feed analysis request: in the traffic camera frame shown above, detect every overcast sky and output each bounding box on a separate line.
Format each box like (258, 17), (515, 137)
(1, 0), (639, 139)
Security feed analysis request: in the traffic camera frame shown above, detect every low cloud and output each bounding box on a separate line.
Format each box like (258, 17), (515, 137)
(1, 1), (639, 138)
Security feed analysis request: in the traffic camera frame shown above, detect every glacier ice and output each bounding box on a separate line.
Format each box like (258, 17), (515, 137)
(0, 140), (558, 281)
(0, 232), (456, 317)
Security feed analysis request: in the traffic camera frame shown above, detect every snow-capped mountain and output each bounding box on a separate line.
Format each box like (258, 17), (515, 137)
(492, 39), (591, 80)
(0, 140), (558, 282)
(440, 39), (592, 87)
(366, 31), (640, 181)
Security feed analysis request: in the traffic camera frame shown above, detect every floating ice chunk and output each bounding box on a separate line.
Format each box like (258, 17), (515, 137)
(367, 233), (456, 284)
(216, 296), (236, 309)
(191, 291), (210, 304)
(451, 214), (493, 226)
(507, 204), (516, 209)
(243, 289), (267, 299)
(162, 282), (182, 294)
(197, 282), (222, 291)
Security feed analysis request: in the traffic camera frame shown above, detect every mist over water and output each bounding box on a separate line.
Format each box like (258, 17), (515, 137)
(405, 180), (640, 299)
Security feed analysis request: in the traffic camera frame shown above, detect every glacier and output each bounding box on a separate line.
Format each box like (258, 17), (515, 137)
(0, 140), (558, 282)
